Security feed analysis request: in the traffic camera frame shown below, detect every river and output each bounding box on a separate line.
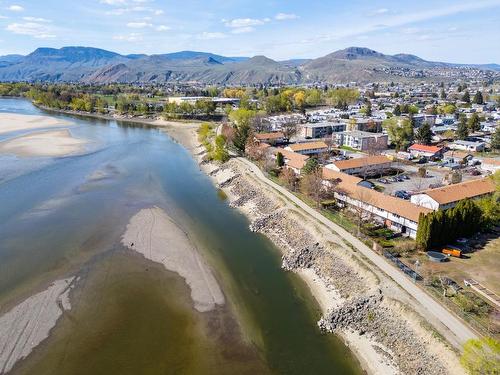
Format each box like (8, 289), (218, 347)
(0, 98), (361, 374)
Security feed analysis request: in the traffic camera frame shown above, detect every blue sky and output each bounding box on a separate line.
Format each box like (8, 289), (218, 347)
(0, 0), (499, 63)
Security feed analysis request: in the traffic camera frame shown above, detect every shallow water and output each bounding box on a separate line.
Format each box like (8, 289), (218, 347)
(0, 98), (361, 374)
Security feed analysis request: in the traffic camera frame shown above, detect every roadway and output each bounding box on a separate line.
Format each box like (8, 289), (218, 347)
(237, 157), (478, 346)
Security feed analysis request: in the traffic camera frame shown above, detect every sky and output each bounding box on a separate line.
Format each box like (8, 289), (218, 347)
(0, 0), (499, 63)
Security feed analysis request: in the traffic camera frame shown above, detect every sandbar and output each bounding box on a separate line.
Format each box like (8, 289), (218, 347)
(0, 278), (75, 373)
(0, 113), (71, 135)
(0, 129), (87, 157)
(122, 207), (225, 312)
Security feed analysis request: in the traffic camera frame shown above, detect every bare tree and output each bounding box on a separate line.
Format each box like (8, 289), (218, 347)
(281, 120), (299, 141)
(280, 168), (298, 191)
(251, 113), (271, 133)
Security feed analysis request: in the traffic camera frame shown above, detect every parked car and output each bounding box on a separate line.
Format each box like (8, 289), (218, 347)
(378, 178), (389, 184)
(394, 190), (410, 200)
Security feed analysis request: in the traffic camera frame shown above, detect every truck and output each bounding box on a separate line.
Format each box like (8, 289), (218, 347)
(442, 246), (462, 258)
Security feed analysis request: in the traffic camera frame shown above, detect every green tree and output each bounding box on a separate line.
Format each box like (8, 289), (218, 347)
(415, 122), (433, 145)
(473, 90), (484, 105)
(276, 152), (285, 167)
(467, 113), (481, 133)
(302, 158), (319, 174)
(393, 104), (401, 116)
(383, 117), (414, 151)
(462, 90), (471, 103)
(230, 109), (256, 153)
(456, 115), (469, 140)
(440, 88), (446, 99)
(213, 135), (229, 162)
(460, 337), (500, 375)
(491, 126), (500, 151)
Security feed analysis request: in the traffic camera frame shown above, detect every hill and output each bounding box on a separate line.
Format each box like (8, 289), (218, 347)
(0, 46), (498, 84)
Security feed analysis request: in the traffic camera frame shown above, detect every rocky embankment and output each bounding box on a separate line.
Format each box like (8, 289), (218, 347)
(196, 150), (463, 375)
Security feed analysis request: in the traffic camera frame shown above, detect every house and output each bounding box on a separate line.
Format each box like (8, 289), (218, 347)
(448, 140), (486, 152)
(333, 131), (388, 151)
(408, 144), (445, 159)
(274, 149), (309, 175)
(285, 141), (329, 156)
(480, 158), (500, 173)
(322, 168), (431, 238)
(443, 150), (473, 164)
(410, 178), (495, 210)
(326, 155), (392, 176)
(254, 132), (285, 145)
(300, 122), (346, 139)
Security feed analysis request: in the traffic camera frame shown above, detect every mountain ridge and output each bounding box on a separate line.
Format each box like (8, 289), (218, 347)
(0, 46), (498, 84)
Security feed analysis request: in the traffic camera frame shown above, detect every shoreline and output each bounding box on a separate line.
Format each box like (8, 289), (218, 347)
(2, 100), (465, 374)
(186, 148), (465, 374)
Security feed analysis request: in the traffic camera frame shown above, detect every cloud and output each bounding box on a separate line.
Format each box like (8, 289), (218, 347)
(231, 26), (254, 34)
(275, 13), (299, 21)
(368, 8), (389, 16)
(224, 18), (268, 28)
(105, 5), (163, 16)
(6, 22), (55, 38)
(100, 0), (126, 4)
(23, 16), (51, 22)
(8, 5), (24, 12)
(154, 9), (164, 15)
(126, 21), (152, 28)
(156, 25), (170, 31)
(113, 32), (142, 41)
(197, 31), (226, 40)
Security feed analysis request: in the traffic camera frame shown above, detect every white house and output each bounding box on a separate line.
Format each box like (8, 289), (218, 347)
(326, 155), (392, 176)
(448, 140), (486, 152)
(410, 178), (495, 210)
(285, 141), (329, 156)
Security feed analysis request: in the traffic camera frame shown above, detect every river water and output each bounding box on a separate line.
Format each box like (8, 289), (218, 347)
(0, 98), (361, 374)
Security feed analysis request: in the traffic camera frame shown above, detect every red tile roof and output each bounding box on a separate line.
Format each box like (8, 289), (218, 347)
(408, 144), (444, 154)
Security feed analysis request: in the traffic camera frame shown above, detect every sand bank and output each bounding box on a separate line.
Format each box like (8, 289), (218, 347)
(0, 278), (75, 374)
(0, 113), (71, 135)
(122, 207), (225, 312)
(0, 129), (87, 157)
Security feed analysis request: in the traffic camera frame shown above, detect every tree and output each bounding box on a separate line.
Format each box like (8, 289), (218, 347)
(462, 90), (471, 103)
(460, 337), (500, 375)
(440, 88), (446, 99)
(467, 113), (481, 133)
(473, 90), (484, 105)
(279, 168), (298, 191)
(456, 115), (469, 140)
(415, 122), (433, 145)
(384, 117), (414, 152)
(491, 126), (500, 151)
(281, 121), (298, 141)
(300, 169), (325, 207)
(213, 135), (229, 162)
(230, 109), (256, 153)
(393, 104), (401, 116)
(302, 158), (319, 174)
(276, 152), (285, 167)
(361, 101), (372, 117)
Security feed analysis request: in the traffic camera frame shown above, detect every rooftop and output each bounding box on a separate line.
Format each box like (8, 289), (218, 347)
(254, 132), (284, 140)
(408, 144), (444, 153)
(422, 178), (495, 205)
(287, 141), (328, 152)
(331, 155), (392, 171)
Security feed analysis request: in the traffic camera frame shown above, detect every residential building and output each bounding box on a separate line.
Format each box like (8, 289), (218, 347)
(300, 122), (346, 138)
(410, 178), (495, 210)
(273, 149), (309, 175)
(254, 132), (285, 145)
(408, 144), (445, 158)
(448, 140), (486, 152)
(322, 168), (431, 238)
(285, 141), (329, 156)
(333, 131), (388, 151)
(326, 155), (392, 176)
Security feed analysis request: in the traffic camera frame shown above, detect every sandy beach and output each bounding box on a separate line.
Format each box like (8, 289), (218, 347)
(0, 113), (71, 135)
(0, 278), (75, 374)
(122, 207), (225, 312)
(0, 129), (88, 157)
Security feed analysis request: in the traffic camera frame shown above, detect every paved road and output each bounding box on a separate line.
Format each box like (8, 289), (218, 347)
(238, 157), (477, 346)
